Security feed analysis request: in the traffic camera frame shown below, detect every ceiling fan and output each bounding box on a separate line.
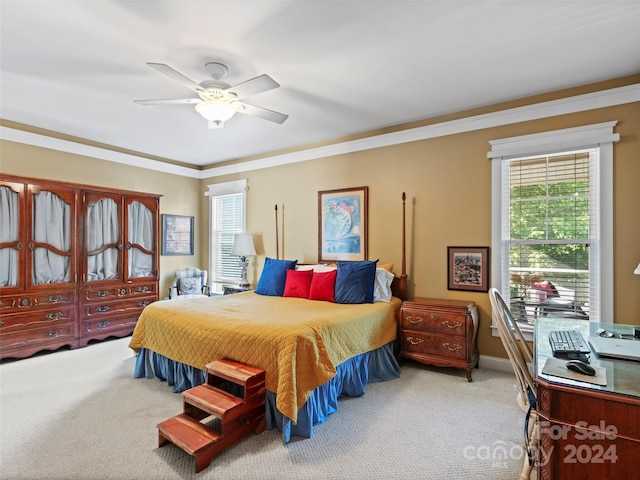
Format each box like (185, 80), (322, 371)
(135, 62), (289, 129)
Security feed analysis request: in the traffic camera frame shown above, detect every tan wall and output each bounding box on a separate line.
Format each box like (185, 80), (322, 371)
(0, 141), (203, 298)
(3, 76), (639, 360)
(202, 82), (640, 359)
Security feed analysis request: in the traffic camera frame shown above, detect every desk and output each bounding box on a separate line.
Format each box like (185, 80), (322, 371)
(535, 318), (640, 480)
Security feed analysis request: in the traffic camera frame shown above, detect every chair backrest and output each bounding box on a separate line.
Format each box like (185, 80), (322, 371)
(175, 267), (208, 295)
(489, 287), (536, 411)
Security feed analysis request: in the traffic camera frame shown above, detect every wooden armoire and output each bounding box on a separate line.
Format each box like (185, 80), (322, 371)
(0, 174), (160, 359)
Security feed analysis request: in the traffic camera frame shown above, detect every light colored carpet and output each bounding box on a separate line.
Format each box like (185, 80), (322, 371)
(0, 337), (530, 479)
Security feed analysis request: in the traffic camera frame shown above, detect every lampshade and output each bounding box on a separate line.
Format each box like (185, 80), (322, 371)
(231, 234), (256, 257)
(635, 262), (640, 275)
(195, 101), (237, 129)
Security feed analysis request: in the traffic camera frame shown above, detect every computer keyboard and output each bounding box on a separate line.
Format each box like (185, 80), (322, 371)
(549, 330), (591, 355)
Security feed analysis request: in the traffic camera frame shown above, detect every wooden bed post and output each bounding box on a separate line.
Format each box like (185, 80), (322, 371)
(399, 192), (408, 299)
(275, 204), (279, 260)
(391, 192), (409, 301)
(401, 192), (406, 279)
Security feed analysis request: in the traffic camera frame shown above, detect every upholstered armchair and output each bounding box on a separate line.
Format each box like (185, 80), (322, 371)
(169, 267), (209, 298)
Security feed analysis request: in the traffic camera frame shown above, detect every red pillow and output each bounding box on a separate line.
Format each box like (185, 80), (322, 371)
(309, 269), (337, 302)
(283, 269), (313, 298)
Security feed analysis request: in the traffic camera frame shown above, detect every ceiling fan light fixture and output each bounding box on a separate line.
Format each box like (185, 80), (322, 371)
(195, 101), (236, 129)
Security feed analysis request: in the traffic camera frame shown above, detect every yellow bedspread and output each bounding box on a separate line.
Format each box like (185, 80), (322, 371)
(129, 292), (401, 423)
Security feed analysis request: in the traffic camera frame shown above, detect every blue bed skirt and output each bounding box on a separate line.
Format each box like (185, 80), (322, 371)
(133, 341), (400, 442)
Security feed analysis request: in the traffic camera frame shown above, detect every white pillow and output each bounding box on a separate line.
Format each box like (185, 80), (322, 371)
(295, 264), (337, 273)
(373, 268), (394, 302)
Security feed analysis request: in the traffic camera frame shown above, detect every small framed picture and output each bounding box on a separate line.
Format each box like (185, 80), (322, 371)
(162, 214), (194, 256)
(447, 246), (490, 292)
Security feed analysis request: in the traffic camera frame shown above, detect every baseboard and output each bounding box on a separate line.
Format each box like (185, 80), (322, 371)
(478, 354), (515, 374)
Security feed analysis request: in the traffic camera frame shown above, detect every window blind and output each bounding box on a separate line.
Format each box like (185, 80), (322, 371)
(502, 148), (598, 324)
(211, 192), (244, 285)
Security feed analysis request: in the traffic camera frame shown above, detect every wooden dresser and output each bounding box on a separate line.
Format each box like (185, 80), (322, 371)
(399, 297), (479, 381)
(0, 174), (160, 359)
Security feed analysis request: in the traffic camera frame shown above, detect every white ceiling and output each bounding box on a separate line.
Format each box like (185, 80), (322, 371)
(2, 1), (639, 169)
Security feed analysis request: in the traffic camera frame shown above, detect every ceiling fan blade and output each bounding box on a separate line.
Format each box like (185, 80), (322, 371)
(134, 98), (201, 105)
(233, 101), (289, 124)
(146, 62), (204, 93)
(226, 74), (279, 100)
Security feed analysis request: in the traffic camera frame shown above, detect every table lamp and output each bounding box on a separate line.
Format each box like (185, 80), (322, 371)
(231, 234), (257, 287)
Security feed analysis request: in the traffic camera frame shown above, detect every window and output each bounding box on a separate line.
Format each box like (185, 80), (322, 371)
(206, 180), (247, 294)
(490, 122), (617, 333)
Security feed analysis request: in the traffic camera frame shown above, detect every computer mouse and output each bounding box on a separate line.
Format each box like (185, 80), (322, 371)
(566, 360), (596, 376)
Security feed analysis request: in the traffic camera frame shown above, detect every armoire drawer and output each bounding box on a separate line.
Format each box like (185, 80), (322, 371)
(1, 291), (75, 312)
(0, 321), (77, 351)
(126, 283), (157, 296)
(82, 286), (123, 302)
(80, 315), (139, 335)
(81, 295), (157, 318)
(0, 306), (76, 331)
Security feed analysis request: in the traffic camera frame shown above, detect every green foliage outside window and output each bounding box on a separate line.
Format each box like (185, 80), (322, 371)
(509, 179), (590, 304)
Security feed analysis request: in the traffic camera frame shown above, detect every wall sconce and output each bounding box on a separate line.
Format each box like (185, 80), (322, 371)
(231, 234), (257, 287)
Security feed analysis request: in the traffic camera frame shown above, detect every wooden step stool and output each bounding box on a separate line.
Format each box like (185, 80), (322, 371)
(157, 358), (266, 473)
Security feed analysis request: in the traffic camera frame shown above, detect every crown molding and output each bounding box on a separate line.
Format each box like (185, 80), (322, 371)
(2, 83), (638, 179)
(0, 127), (201, 179)
(203, 83), (639, 178)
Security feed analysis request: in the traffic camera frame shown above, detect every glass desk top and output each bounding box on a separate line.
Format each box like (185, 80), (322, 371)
(535, 317), (640, 400)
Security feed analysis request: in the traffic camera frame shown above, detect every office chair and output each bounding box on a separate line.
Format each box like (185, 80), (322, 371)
(489, 287), (538, 480)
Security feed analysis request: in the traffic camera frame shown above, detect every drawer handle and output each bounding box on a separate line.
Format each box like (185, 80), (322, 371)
(46, 328), (63, 337)
(96, 305), (110, 313)
(137, 300), (149, 308)
(45, 311), (63, 320)
(136, 286), (149, 293)
(406, 336), (424, 346)
(95, 290), (109, 297)
(406, 316), (423, 324)
(119, 288), (127, 296)
(443, 342), (463, 351)
(47, 294), (63, 303)
(96, 320), (110, 329)
(442, 320), (462, 329)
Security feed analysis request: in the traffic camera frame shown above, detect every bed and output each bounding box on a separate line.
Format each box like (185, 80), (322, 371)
(130, 194), (408, 442)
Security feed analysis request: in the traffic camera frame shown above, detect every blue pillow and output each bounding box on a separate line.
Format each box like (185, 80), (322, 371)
(255, 257), (298, 296)
(334, 260), (378, 304)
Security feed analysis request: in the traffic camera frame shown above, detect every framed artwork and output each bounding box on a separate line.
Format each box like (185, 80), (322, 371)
(161, 214), (194, 256)
(447, 246), (490, 292)
(318, 186), (368, 263)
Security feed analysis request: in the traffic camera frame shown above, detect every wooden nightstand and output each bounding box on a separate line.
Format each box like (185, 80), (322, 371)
(399, 297), (479, 381)
(223, 285), (253, 295)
